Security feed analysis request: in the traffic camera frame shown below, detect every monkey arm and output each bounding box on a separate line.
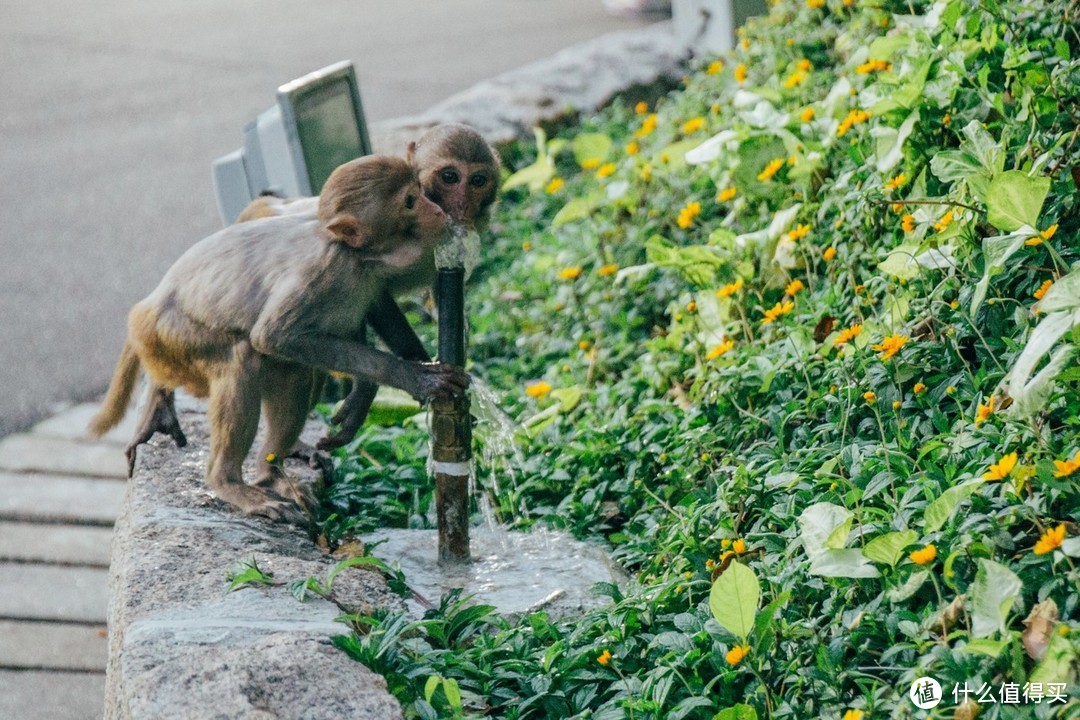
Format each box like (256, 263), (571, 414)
(367, 290), (431, 362)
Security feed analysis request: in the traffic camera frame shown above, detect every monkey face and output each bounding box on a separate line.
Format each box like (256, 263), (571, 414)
(412, 124), (500, 231)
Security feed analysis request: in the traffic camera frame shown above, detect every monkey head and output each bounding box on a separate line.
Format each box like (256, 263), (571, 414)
(411, 124), (500, 230)
(318, 155), (447, 270)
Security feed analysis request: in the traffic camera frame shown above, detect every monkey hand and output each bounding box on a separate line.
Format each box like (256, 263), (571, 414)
(317, 381), (377, 451)
(406, 362), (470, 403)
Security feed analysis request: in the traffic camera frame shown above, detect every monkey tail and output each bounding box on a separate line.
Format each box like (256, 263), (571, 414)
(87, 341), (140, 437)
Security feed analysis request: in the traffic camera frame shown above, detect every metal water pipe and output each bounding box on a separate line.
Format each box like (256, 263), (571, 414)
(431, 235), (473, 564)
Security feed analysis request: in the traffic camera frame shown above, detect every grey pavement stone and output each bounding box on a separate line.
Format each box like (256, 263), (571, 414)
(0, 522), (114, 566)
(0, 670), (105, 720)
(0, 435), (128, 479)
(31, 403), (138, 447)
(0, 472), (126, 525)
(0, 563), (109, 623)
(0, 621), (108, 672)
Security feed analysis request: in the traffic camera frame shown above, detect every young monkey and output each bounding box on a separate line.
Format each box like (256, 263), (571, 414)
(88, 155), (469, 523)
(238, 123), (500, 450)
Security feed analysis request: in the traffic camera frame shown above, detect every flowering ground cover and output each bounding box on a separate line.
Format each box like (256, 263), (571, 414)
(320, 0), (1079, 716)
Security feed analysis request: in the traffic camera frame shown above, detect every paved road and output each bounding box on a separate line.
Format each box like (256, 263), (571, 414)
(0, 0), (651, 438)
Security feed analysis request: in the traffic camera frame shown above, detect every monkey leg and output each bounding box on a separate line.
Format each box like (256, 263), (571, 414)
(124, 385), (187, 478)
(317, 379), (377, 451)
(205, 344), (306, 525)
(253, 359), (319, 514)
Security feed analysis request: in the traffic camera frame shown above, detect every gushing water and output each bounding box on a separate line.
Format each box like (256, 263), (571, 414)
(365, 527), (623, 619)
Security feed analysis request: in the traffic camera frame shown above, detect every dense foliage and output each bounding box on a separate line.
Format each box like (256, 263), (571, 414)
(323, 0), (1080, 717)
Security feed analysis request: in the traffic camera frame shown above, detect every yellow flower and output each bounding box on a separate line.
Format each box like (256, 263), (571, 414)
(732, 538), (747, 554)
(545, 177), (564, 194)
(579, 340), (591, 351)
(933, 208), (956, 233)
(265, 453), (277, 463)
(909, 544), (937, 565)
(625, 141), (639, 156)
(686, 301), (697, 313)
(1027, 224), (1058, 246)
(740, 37), (750, 50)
(942, 112), (951, 125)
(863, 391), (877, 403)
(581, 157), (601, 170)
(800, 107), (816, 122)
(785, 279), (805, 296)
(1053, 450), (1080, 478)
(596, 162), (617, 179)
(735, 63), (748, 84)
(837, 109), (871, 137)
(833, 323), (863, 346)
(884, 173), (906, 192)
(525, 381), (552, 398)
(788, 224), (811, 241)
(856, 59), (892, 74)
(636, 113), (658, 138)
(677, 201), (702, 229)
(807, 0), (825, 8)
(706, 340), (735, 360)
(725, 644), (750, 666)
(913, 382), (927, 394)
(641, 163), (653, 181)
(983, 451), (1018, 481)
(823, 247), (837, 261)
(784, 70), (806, 89)
(975, 396), (993, 426)
(522, 241), (532, 252)
(707, 60), (725, 75)
(597, 263), (619, 277)
(597, 649), (613, 666)
(717, 186), (737, 202)
(892, 400), (902, 410)
(842, 711), (864, 720)
(1034, 279), (1053, 301)
(761, 301), (795, 325)
(717, 279), (744, 298)
(901, 214), (916, 232)
(682, 117), (707, 134)
(757, 157), (786, 182)
(1034, 524), (1067, 555)
(871, 334), (907, 360)
(798, 59), (813, 72)
(558, 266), (583, 280)
(635, 101), (649, 115)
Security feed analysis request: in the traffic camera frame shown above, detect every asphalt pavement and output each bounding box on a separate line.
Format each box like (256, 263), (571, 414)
(0, 0), (653, 438)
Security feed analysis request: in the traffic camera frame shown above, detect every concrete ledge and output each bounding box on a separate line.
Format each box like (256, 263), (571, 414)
(106, 408), (403, 720)
(370, 21), (684, 153)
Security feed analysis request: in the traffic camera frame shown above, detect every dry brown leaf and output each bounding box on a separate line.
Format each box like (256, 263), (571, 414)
(1022, 598), (1059, 660)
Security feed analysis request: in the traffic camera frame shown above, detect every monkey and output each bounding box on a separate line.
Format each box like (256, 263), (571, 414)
(234, 123), (501, 451)
(87, 155), (469, 523)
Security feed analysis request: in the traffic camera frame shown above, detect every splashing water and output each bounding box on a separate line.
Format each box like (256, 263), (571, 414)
(434, 223), (481, 278)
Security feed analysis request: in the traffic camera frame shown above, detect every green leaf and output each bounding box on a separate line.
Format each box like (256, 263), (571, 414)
(809, 549), (880, 578)
(964, 637), (1012, 658)
(552, 195), (597, 226)
(501, 155), (554, 192)
(970, 226), (1038, 317)
(960, 120), (1004, 176)
(879, 243), (923, 280)
(798, 502), (854, 553)
(873, 109), (919, 173)
(888, 570), (929, 602)
(424, 676), (441, 705)
(1029, 633), (1080, 685)
(924, 480), (981, 533)
(367, 387), (422, 426)
(970, 559), (1022, 638)
(713, 704), (759, 720)
(709, 561), (760, 642)
(550, 386), (583, 412)
(646, 235), (724, 287)
(985, 170), (1050, 231)
(863, 530), (918, 567)
(572, 132), (613, 166)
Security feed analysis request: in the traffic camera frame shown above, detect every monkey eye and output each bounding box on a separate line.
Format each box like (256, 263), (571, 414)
(469, 174), (488, 188)
(440, 168), (461, 184)
(405, 195), (416, 209)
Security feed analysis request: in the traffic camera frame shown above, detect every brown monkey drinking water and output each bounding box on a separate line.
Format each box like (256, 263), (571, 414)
(237, 123), (500, 450)
(88, 155), (469, 523)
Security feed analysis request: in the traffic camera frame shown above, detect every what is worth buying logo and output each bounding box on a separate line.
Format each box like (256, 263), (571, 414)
(910, 677), (943, 709)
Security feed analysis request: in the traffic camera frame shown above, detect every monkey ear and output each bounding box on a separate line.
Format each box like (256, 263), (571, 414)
(323, 214), (372, 249)
(406, 141), (417, 166)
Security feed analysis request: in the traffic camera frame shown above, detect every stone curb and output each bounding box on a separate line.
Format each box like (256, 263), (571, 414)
(107, 22), (686, 719)
(369, 20), (684, 153)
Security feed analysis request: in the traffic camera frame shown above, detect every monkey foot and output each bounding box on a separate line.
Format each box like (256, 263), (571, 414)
(214, 481), (310, 526)
(254, 474), (318, 520)
(125, 396), (188, 477)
